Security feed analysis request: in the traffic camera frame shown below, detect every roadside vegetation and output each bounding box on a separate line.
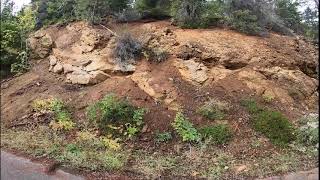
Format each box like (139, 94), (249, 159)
(1, 95), (318, 178)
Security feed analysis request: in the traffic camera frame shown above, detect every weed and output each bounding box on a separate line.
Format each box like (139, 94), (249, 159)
(296, 113), (319, 147)
(172, 112), (200, 142)
(86, 94), (146, 139)
(262, 94), (274, 103)
(143, 48), (169, 63)
(198, 99), (230, 120)
(240, 99), (263, 114)
(1, 126), (128, 171)
(199, 124), (232, 145)
(132, 152), (178, 178)
(201, 153), (231, 179)
(32, 98), (75, 131)
(101, 137), (122, 151)
(155, 131), (173, 143)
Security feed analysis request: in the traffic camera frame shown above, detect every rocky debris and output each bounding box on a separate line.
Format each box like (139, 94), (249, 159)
(52, 63), (63, 74)
(174, 59), (208, 85)
(176, 42), (204, 60)
(84, 60), (114, 72)
(114, 64), (136, 73)
(63, 64), (76, 74)
(78, 28), (112, 53)
(70, 59), (92, 67)
(66, 70), (109, 85)
(49, 56), (57, 66)
(131, 72), (180, 110)
(28, 31), (53, 59)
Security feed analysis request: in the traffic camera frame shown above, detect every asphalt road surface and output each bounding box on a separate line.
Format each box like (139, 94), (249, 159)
(1, 151), (84, 180)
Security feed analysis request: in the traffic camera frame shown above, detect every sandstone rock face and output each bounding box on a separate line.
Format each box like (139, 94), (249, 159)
(174, 59), (208, 85)
(237, 69), (294, 105)
(131, 72), (180, 111)
(28, 31), (53, 59)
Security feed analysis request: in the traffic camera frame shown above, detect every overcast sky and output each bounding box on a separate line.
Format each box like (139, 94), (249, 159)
(11, 0), (31, 13)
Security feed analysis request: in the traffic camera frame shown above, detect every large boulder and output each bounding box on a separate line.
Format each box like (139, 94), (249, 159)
(28, 31), (53, 59)
(66, 70), (109, 85)
(174, 59), (208, 85)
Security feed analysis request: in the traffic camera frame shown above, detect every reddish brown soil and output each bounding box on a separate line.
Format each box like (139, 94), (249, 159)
(1, 20), (318, 179)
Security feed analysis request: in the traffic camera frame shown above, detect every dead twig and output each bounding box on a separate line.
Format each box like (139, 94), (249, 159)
(99, 24), (119, 37)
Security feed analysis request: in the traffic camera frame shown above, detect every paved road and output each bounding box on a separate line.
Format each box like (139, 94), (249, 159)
(1, 151), (84, 180)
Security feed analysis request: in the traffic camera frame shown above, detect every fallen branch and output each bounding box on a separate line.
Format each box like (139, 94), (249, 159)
(99, 24), (119, 37)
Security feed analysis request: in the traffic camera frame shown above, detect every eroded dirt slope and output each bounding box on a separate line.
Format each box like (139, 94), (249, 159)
(1, 20), (319, 179)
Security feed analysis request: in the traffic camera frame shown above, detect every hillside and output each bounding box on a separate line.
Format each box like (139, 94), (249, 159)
(1, 20), (319, 179)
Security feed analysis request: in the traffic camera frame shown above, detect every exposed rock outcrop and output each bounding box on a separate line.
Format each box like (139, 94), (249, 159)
(28, 31), (53, 59)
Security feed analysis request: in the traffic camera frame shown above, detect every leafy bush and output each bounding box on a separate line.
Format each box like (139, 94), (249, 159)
(32, 98), (75, 131)
(201, 0), (225, 27)
(229, 10), (263, 35)
(199, 124), (232, 145)
(241, 99), (296, 147)
(86, 94), (146, 139)
(171, 112), (200, 142)
(115, 8), (141, 23)
(113, 33), (142, 64)
(11, 51), (31, 74)
(135, 0), (171, 19)
(155, 131), (172, 143)
(197, 99), (230, 120)
(171, 0), (205, 28)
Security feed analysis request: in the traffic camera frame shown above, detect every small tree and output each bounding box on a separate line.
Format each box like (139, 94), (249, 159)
(171, 0), (206, 28)
(275, 0), (302, 32)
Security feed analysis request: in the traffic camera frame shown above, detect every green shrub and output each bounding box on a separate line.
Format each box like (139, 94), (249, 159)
(171, 0), (205, 28)
(229, 10), (263, 35)
(11, 50), (30, 74)
(252, 110), (295, 147)
(199, 124), (232, 145)
(87, 94), (146, 139)
(201, 0), (225, 27)
(241, 99), (296, 147)
(155, 131), (172, 143)
(135, 0), (171, 19)
(171, 112), (200, 142)
(197, 99), (230, 120)
(296, 114), (319, 147)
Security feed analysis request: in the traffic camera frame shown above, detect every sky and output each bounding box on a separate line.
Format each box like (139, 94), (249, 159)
(11, 0), (31, 13)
